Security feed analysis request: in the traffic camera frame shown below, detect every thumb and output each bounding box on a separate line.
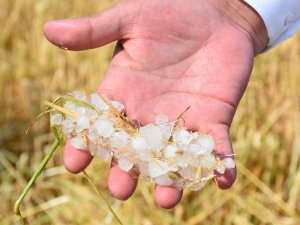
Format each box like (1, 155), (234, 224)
(43, 2), (132, 50)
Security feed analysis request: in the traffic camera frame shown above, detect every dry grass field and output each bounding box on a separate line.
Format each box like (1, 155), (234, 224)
(0, 0), (299, 224)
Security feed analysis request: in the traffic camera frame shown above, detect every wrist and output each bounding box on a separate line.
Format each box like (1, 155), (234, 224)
(207, 0), (269, 55)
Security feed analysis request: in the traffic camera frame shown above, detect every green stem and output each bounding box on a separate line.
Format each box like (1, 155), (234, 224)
(14, 138), (60, 224)
(82, 171), (123, 225)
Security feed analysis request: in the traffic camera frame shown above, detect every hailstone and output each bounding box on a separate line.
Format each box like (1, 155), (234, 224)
(49, 91), (236, 191)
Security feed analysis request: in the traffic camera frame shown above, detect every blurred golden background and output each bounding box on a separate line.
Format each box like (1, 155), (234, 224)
(0, 0), (299, 224)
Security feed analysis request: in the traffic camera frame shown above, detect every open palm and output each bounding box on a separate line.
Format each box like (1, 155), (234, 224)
(44, 0), (255, 208)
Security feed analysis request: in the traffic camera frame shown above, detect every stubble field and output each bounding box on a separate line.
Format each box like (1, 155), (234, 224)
(0, 1), (299, 224)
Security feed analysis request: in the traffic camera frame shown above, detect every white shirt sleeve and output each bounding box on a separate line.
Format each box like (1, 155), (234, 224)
(243, 0), (300, 51)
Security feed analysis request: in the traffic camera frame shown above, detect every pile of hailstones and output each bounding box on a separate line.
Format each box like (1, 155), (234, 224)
(50, 91), (235, 191)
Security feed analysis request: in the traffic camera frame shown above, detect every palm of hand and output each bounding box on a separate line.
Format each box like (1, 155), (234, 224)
(44, 0), (254, 208)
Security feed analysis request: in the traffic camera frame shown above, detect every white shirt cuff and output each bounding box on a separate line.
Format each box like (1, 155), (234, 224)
(243, 0), (300, 50)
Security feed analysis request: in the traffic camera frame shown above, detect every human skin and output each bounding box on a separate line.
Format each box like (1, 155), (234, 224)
(43, 0), (268, 209)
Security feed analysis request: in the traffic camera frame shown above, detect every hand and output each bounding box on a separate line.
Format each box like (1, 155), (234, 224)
(43, 0), (268, 208)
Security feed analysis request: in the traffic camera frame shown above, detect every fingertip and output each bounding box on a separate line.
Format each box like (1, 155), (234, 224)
(42, 21), (51, 35)
(64, 140), (93, 174)
(108, 165), (138, 200)
(208, 125), (236, 190)
(215, 167), (236, 189)
(42, 19), (85, 50)
(155, 185), (183, 209)
(42, 20), (61, 41)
